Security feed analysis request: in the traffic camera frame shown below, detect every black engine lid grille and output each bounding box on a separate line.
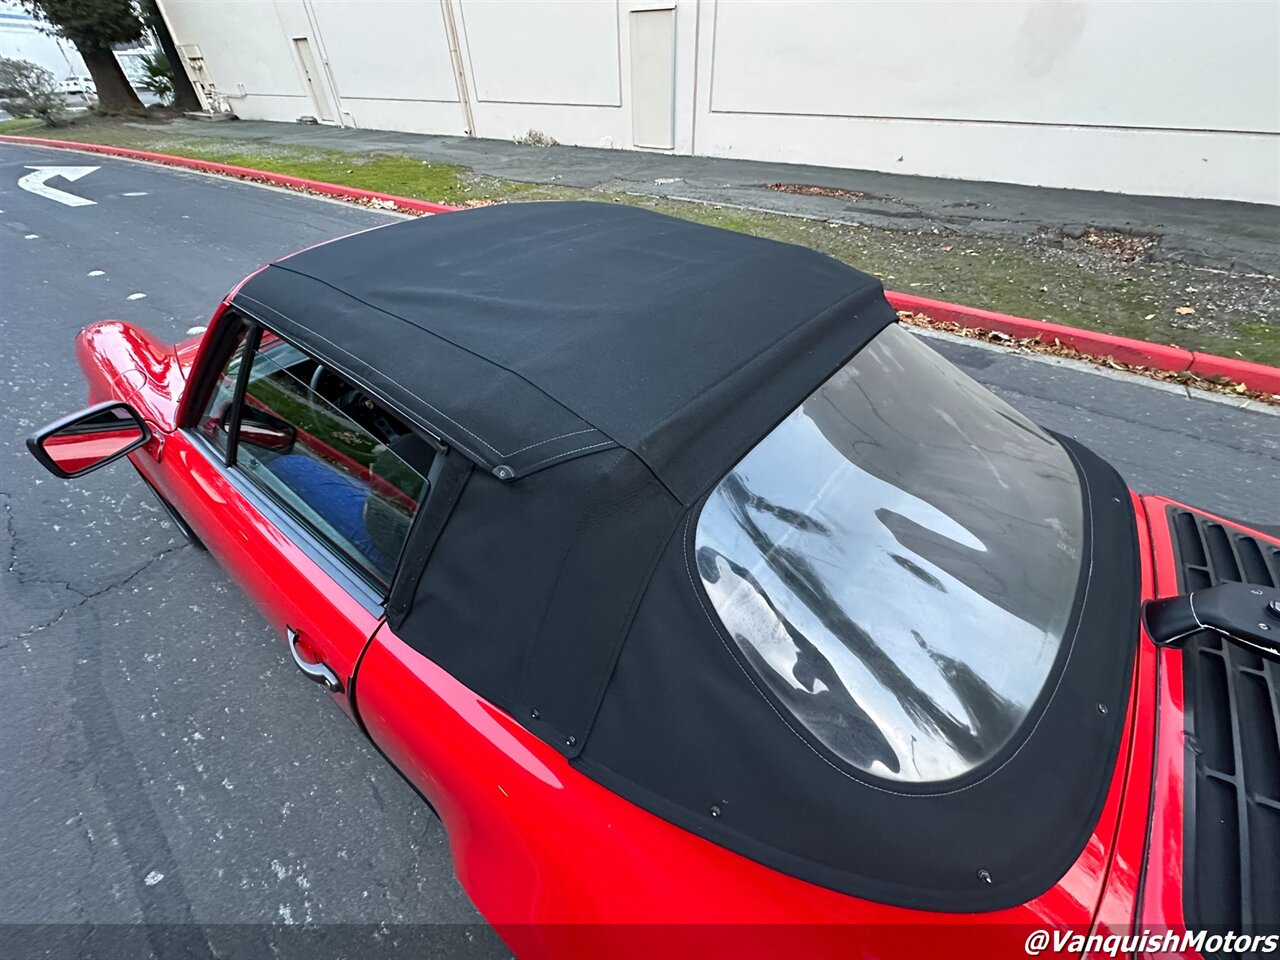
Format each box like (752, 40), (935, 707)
(1168, 506), (1280, 935)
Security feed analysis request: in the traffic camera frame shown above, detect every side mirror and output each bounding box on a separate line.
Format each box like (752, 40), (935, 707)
(27, 401), (151, 479)
(219, 404), (297, 453)
(239, 420), (297, 453)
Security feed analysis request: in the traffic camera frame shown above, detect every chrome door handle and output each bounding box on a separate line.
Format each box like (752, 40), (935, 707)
(286, 626), (342, 693)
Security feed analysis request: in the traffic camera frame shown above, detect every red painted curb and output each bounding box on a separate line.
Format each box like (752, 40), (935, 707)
(886, 292), (1280, 394)
(885, 291), (1196, 371)
(0, 134), (458, 215)
(5, 134), (1276, 393)
(1186, 352), (1280, 394)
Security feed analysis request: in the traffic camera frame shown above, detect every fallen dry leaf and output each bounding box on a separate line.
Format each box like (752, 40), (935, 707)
(1079, 227), (1158, 262)
(895, 311), (1276, 405)
(767, 183), (865, 202)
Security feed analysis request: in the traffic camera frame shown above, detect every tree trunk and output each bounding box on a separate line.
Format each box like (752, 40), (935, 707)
(142, 0), (201, 112)
(79, 45), (145, 114)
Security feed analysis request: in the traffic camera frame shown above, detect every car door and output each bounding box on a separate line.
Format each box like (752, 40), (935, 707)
(141, 313), (433, 716)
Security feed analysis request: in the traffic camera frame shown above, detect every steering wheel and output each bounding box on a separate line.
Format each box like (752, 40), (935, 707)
(306, 363), (402, 445)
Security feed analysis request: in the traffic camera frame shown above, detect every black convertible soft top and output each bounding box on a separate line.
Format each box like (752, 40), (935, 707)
(229, 202), (1137, 914)
(233, 201), (893, 504)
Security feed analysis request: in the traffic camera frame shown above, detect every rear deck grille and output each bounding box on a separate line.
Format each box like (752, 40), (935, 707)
(1168, 507), (1280, 935)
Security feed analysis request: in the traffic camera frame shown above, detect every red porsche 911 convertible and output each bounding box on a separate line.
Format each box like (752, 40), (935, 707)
(29, 202), (1279, 959)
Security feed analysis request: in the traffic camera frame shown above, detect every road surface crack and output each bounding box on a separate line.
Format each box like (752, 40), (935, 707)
(0, 489), (94, 598)
(1, 490), (17, 575)
(2, 543), (188, 646)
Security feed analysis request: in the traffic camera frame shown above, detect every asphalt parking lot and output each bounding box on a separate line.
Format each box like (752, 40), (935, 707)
(1, 143), (1277, 953)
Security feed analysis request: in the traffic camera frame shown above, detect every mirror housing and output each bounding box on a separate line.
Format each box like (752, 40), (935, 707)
(218, 405), (297, 453)
(237, 418), (296, 453)
(27, 401), (151, 479)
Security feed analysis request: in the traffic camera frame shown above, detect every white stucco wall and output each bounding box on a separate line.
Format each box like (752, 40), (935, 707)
(155, 0), (1280, 203)
(0, 1), (87, 79)
(694, 0), (1278, 203)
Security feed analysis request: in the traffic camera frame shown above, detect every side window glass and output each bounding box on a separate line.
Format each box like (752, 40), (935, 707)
(196, 327), (250, 456)
(233, 336), (430, 588)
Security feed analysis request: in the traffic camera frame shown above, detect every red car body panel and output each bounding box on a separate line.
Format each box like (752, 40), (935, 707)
(1096, 497), (1280, 960)
(70, 301), (1254, 958)
(1127, 498), (1280, 957)
(356, 614), (1135, 959)
(1089, 493), (1162, 945)
(80, 314), (381, 722)
(138, 421), (378, 720)
(78, 320), (187, 431)
(1138, 495), (1193, 951)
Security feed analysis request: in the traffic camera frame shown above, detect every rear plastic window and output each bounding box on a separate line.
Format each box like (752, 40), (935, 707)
(695, 324), (1084, 784)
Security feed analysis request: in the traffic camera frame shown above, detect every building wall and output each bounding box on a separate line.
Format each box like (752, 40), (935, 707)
(156, 0), (1280, 204)
(0, 1), (88, 79)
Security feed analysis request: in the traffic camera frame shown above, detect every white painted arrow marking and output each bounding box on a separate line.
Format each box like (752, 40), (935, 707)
(18, 165), (100, 207)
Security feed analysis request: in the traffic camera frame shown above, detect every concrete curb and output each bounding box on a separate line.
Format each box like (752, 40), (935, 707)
(886, 292), (1279, 394)
(5, 134), (1277, 393)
